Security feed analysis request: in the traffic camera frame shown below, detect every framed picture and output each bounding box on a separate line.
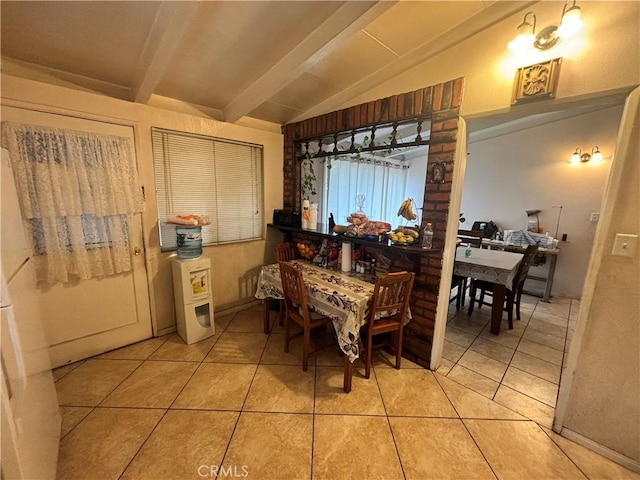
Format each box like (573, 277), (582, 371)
(512, 57), (562, 105)
(431, 162), (446, 184)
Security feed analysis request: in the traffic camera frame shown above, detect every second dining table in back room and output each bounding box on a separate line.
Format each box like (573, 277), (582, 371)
(454, 246), (523, 335)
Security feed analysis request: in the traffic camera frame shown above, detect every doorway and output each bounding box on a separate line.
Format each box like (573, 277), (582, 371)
(433, 93), (627, 427)
(1, 106), (153, 367)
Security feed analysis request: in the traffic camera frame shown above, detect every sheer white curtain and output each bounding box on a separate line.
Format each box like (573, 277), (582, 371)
(2, 122), (143, 284)
(325, 155), (408, 225)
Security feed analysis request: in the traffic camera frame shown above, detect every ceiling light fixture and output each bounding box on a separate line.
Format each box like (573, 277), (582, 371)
(508, 1), (584, 53)
(570, 146), (601, 164)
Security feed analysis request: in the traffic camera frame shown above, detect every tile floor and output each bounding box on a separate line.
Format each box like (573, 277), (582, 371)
(53, 303), (639, 479)
(440, 292), (577, 429)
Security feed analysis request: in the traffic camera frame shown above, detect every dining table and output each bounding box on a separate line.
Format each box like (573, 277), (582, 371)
(454, 246), (523, 335)
(255, 259), (410, 392)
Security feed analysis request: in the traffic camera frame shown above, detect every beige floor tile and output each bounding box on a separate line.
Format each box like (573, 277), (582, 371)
(527, 320), (568, 340)
(315, 366), (386, 415)
(244, 365), (315, 413)
(502, 366), (558, 407)
(55, 359), (141, 406)
(53, 361), (84, 382)
(442, 339), (467, 362)
(523, 327), (567, 351)
(260, 333), (319, 366)
(97, 335), (170, 360)
(173, 363), (256, 410)
(511, 351), (561, 384)
(458, 350), (508, 382)
(376, 368), (457, 417)
(149, 334), (217, 362)
(517, 339), (564, 366)
(56, 407), (164, 480)
(464, 419), (586, 479)
(204, 332), (267, 364)
(121, 410), (238, 480)
(447, 364), (499, 399)
(214, 312), (235, 332)
(372, 349), (423, 369)
(445, 326), (477, 348)
(101, 361), (198, 408)
(479, 328), (522, 348)
(315, 344), (346, 367)
(469, 337), (515, 364)
(534, 303), (571, 319)
(448, 315), (488, 336)
(223, 412), (312, 479)
(435, 375), (525, 420)
(313, 415), (403, 480)
(225, 308), (265, 333)
(59, 406), (93, 438)
(542, 427), (640, 480)
(493, 385), (555, 428)
(435, 358), (455, 376)
(529, 314), (569, 333)
(390, 417), (496, 479)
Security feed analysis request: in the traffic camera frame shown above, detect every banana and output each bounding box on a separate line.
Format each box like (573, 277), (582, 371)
(397, 198), (418, 221)
(397, 198), (409, 217)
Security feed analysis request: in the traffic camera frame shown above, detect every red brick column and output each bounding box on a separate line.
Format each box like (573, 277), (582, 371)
(282, 77), (464, 366)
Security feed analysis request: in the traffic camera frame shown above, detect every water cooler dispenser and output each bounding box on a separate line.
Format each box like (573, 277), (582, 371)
(170, 255), (214, 344)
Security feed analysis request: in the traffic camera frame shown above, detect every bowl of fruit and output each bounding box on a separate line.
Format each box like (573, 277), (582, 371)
(389, 227), (419, 246)
(297, 242), (318, 260)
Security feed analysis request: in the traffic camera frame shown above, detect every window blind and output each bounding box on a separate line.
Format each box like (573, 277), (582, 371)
(151, 128), (264, 249)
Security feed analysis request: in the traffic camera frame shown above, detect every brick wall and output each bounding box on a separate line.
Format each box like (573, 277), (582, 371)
(282, 77), (464, 366)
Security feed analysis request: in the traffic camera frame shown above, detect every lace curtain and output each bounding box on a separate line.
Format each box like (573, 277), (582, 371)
(1, 122), (143, 284)
(325, 155), (408, 225)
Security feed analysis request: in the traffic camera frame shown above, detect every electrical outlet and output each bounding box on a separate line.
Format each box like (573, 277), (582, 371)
(590, 212), (600, 223)
(611, 234), (638, 258)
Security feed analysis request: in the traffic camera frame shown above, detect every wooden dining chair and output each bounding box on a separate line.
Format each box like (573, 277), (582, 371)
(457, 229), (484, 247)
(278, 261), (332, 371)
(275, 242), (296, 262)
(451, 229), (484, 310)
(361, 271), (415, 379)
(274, 242), (297, 326)
(467, 244), (539, 328)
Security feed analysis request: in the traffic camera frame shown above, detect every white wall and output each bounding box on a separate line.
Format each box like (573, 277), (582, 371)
(558, 89), (640, 467)
(351, 1), (640, 118)
(1, 75), (283, 335)
(462, 105), (624, 298)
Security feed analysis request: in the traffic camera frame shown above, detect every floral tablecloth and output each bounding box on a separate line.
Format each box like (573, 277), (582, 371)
(255, 260), (410, 362)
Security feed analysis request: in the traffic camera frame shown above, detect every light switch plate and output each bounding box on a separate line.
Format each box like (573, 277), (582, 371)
(590, 212), (600, 223)
(611, 234), (638, 258)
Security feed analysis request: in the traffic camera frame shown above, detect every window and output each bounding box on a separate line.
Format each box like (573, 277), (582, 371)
(324, 155), (409, 225)
(152, 128), (264, 249)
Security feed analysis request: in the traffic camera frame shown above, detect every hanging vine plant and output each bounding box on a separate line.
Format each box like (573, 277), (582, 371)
(301, 153), (317, 200)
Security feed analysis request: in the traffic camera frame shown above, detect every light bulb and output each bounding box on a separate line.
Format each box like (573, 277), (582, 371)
(570, 148), (581, 164)
(558, 5), (583, 38)
(509, 13), (536, 53)
(508, 33), (535, 53)
(592, 147), (603, 163)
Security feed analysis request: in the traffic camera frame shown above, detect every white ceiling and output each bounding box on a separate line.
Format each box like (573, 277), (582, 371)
(1, 0), (535, 126)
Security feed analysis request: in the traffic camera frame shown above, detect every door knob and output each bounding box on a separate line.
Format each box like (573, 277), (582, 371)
(134, 247), (142, 256)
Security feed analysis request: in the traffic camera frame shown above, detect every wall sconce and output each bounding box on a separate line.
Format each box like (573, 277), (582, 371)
(508, 1), (584, 53)
(570, 146), (602, 164)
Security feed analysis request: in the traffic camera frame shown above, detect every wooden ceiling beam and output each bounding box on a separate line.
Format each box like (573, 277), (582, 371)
(222, 1), (395, 124)
(291, 1), (537, 123)
(131, 2), (200, 104)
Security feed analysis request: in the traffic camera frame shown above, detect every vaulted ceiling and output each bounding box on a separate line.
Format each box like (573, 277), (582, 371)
(1, 1), (535, 126)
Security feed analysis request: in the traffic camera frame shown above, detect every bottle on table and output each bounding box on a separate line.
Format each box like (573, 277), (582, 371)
(465, 243), (472, 257)
(421, 223), (434, 249)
